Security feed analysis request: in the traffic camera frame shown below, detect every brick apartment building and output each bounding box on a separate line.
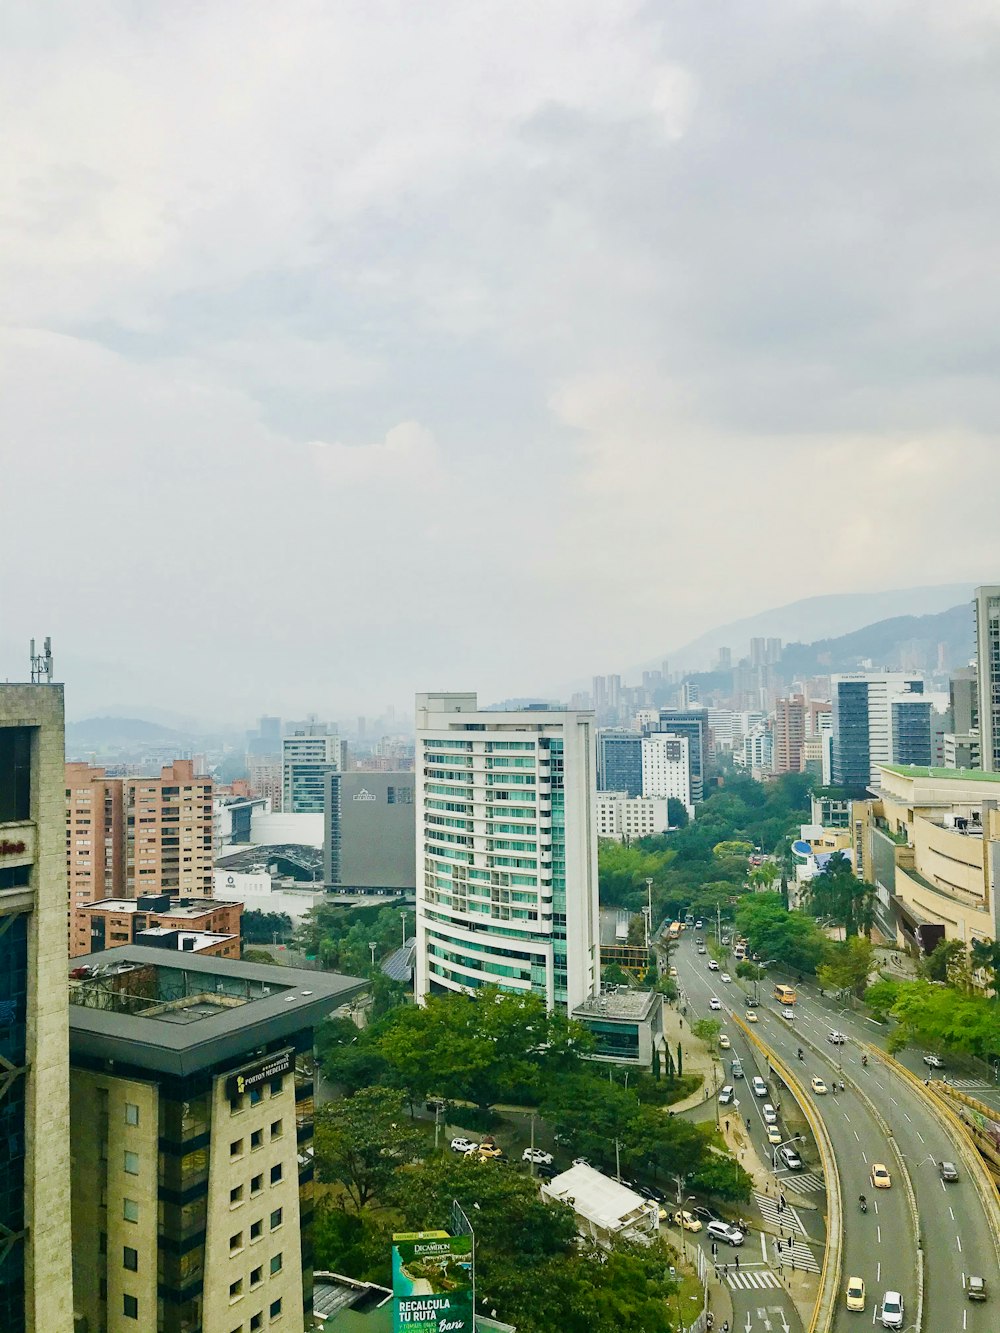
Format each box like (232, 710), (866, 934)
(71, 892), (243, 959)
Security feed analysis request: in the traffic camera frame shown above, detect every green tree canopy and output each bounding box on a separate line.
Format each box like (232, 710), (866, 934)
(314, 1087), (424, 1210)
(817, 937), (875, 997)
(802, 852), (876, 938)
(735, 893), (830, 975)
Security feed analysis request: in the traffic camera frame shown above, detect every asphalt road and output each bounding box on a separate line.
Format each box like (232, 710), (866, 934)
(674, 935), (998, 1332)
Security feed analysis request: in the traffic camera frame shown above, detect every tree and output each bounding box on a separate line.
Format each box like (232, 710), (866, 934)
(712, 840), (753, 861)
(920, 938), (970, 987)
(315, 1017), (389, 1094)
(748, 861), (779, 891)
(539, 1075), (643, 1169)
(241, 909), (293, 944)
(863, 978), (901, 1022)
(734, 893), (829, 975)
(691, 1018), (721, 1048)
(689, 1150), (753, 1201)
(602, 962), (630, 987)
(241, 946), (282, 965)
(666, 797), (689, 828)
(817, 937), (875, 997)
(314, 1087), (424, 1210)
(970, 937), (1000, 990)
(885, 980), (1000, 1060)
(804, 852), (876, 938)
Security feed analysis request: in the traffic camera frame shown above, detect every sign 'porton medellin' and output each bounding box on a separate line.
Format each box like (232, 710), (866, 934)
(392, 1231), (474, 1332)
(224, 1049), (294, 1100)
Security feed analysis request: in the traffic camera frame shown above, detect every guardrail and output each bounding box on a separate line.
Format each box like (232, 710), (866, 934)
(862, 1044), (1000, 1278)
(731, 1015), (842, 1333)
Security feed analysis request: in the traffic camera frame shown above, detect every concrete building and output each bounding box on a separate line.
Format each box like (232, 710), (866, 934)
(247, 756), (283, 812)
(71, 893), (243, 959)
(864, 765), (1000, 960)
(69, 947), (364, 1333)
(282, 726), (343, 814)
(323, 772), (417, 894)
(648, 708), (709, 803)
(741, 719), (773, 775)
(215, 793), (270, 849)
(595, 792), (669, 841)
(640, 733), (692, 814)
(125, 760), (214, 900)
(1, 683), (74, 1333)
(571, 989), (663, 1066)
(773, 694), (806, 775)
(974, 586), (1000, 772)
(596, 729), (642, 796)
(213, 867), (327, 923)
(831, 673), (926, 789)
(415, 693), (599, 1015)
(65, 761), (125, 916)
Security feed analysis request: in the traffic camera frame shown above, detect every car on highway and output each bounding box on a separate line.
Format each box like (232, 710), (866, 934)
(706, 1220), (744, 1247)
(870, 1162), (892, 1189)
(745, 1010), (758, 1022)
(719, 1034), (731, 1049)
(697, 945), (706, 954)
(967, 1274), (987, 1302)
(811, 1076), (828, 1094)
(745, 995), (760, 1006)
(708, 960), (719, 971)
(672, 1210), (702, 1232)
(522, 1147), (553, 1166)
(709, 997), (722, 1010)
(451, 1137), (478, 1153)
(879, 1290), (903, 1329)
(767, 1125), (782, 1145)
(922, 1053), (946, 1069)
(636, 1183), (667, 1203)
(731, 1059), (744, 1079)
(752, 1076), (767, 1097)
(782, 1007), (795, 1020)
(939, 1160), (959, 1182)
(762, 1103), (777, 1125)
(845, 1276), (866, 1312)
(828, 1030), (846, 1044)
(720, 972), (731, 983)
(719, 1085), (735, 1105)
(695, 919), (704, 928)
(779, 1145), (803, 1170)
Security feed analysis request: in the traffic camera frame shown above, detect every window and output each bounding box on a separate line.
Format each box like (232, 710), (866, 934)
(251, 1129), (263, 1151)
(269, 1076), (283, 1097)
(270, 1120), (282, 1140)
(269, 1253), (282, 1276)
(231, 1327), (244, 1333)
(99, 1232), (108, 1256)
(250, 1266), (263, 1288)
(231, 1138), (245, 1158)
(123, 1295), (138, 1320)
(230, 1095), (244, 1114)
(269, 1208), (282, 1231)
(250, 1219), (263, 1241)
(123, 1247), (138, 1272)
(251, 1174), (263, 1195)
(0, 726), (31, 823)
(250, 1087), (263, 1107)
(269, 1298), (282, 1319)
(124, 1151), (139, 1175)
(123, 1199), (139, 1223)
(250, 1315), (263, 1332)
(229, 1279), (243, 1301)
(125, 1103), (139, 1126)
(230, 1232), (243, 1254)
(269, 1164), (282, 1185)
(230, 1185), (244, 1207)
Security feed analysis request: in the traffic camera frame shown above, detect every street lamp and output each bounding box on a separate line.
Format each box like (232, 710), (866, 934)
(368, 940), (378, 968)
(771, 1133), (805, 1171)
(401, 912), (408, 947)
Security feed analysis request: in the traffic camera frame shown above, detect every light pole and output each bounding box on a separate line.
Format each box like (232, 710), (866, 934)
(771, 1133), (805, 1171)
(401, 912), (408, 947)
(368, 940), (378, 969)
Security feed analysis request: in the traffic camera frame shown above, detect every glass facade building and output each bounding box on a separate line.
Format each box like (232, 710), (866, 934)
(596, 731), (642, 797)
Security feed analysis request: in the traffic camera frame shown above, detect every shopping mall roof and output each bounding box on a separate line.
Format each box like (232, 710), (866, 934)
(881, 765), (1000, 783)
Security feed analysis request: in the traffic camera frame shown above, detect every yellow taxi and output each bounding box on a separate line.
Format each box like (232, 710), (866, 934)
(870, 1162), (892, 1189)
(719, 1034), (731, 1049)
(845, 1276), (865, 1311)
(745, 1011), (758, 1023)
(767, 1125), (782, 1146)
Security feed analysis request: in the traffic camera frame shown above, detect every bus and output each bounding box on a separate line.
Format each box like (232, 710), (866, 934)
(773, 984), (797, 1005)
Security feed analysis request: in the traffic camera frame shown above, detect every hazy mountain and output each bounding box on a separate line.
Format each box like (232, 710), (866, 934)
(66, 716), (186, 749)
(779, 603), (974, 677)
(655, 583), (975, 674)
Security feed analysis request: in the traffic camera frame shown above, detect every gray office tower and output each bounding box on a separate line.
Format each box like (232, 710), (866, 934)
(650, 709), (709, 803)
(324, 772), (416, 893)
(831, 673), (926, 789)
(597, 730), (642, 795)
(974, 585), (1000, 772)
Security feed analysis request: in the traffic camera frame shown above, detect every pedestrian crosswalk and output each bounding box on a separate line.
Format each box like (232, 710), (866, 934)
(724, 1268), (782, 1291)
(754, 1192), (806, 1237)
(772, 1239), (821, 1275)
(948, 1077), (994, 1091)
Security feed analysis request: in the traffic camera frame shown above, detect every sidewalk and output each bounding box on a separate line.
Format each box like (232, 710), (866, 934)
(661, 1001), (723, 1114)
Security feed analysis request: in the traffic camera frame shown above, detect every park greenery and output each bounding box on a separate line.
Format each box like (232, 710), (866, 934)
(293, 900), (415, 976)
(241, 909), (294, 944)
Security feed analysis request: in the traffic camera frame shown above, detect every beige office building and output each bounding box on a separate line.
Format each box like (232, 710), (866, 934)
(69, 947), (363, 1333)
(0, 683), (74, 1333)
(65, 762), (125, 917)
(125, 760), (214, 899)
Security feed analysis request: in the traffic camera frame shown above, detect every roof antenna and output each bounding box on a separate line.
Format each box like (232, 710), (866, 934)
(29, 637), (54, 684)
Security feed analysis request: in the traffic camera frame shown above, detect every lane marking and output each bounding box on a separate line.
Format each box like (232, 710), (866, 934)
(957, 1235), (962, 1252)
(877, 1225), (881, 1243)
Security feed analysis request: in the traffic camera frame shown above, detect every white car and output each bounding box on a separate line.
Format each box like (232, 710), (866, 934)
(718, 1085), (734, 1105)
(782, 1008), (795, 1020)
(880, 1291), (903, 1329)
(828, 1031), (846, 1045)
(450, 1137), (478, 1154)
(708, 960), (719, 971)
(762, 1103), (777, 1125)
(719, 1034), (731, 1049)
(752, 1076), (768, 1097)
(720, 972), (731, 983)
(706, 1220), (744, 1246)
(522, 1147), (553, 1166)
(709, 997), (722, 1010)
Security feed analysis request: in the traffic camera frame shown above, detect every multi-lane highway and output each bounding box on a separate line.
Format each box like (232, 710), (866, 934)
(673, 932), (998, 1332)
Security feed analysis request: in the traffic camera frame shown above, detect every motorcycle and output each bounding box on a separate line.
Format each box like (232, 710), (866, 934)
(859, 1195), (868, 1214)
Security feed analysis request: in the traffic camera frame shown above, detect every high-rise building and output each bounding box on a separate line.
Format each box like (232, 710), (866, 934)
(282, 726), (342, 813)
(974, 586), (1000, 772)
(65, 762), (125, 916)
(415, 693), (599, 1014)
(640, 733), (692, 814)
(890, 695), (933, 768)
(649, 708), (710, 803)
(766, 637), (783, 664)
(125, 760), (214, 899)
(247, 755), (283, 811)
(715, 647), (732, 671)
(247, 716), (282, 758)
(323, 771), (416, 893)
(68, 947), (363, 1333)
(1, 683), (74, 1333)
(750, 638), (766, 668)
(595, 792), (669, 841)
(772, 695), (806, 775)
(831, 673), (926, 790)
(596, 730), (642, 796)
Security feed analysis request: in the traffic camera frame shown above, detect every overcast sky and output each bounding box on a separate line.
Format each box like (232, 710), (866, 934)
(2, 1), (999, 723)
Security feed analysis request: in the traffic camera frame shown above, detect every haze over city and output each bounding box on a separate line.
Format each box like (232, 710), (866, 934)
(3, 2), (1000, 719)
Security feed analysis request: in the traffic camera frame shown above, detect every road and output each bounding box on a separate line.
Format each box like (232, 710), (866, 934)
(673, 934), (998, 1332)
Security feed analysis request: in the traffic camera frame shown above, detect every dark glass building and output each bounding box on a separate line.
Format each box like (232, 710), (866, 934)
(596, 731), (642, 797)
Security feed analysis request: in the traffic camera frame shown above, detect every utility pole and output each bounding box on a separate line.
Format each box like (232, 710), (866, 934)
(401, 912), (408, 947)
(644, 877), (653, 950)
(615, 1138), (621, 1182)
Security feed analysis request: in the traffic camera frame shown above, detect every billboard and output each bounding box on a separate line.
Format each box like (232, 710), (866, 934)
(392, 1230), (474, 1332)
(224, 1049), (294, 1101)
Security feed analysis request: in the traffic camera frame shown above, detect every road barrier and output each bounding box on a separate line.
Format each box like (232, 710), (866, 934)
(863, 1043), (1000, 1280)
(731, 1015), (842, 1333)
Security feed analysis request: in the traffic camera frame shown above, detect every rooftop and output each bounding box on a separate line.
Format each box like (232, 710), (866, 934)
(69, 945), (365, 1076)
(880, 764), (1000, 784)
(573, 989), (659, 1021)
(542, 1162), (654, 1230)
(134, 928), (236, 951)
(85, 896), (240, 917)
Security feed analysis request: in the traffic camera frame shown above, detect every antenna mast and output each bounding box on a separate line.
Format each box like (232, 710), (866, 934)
(29, 637), (54, 684)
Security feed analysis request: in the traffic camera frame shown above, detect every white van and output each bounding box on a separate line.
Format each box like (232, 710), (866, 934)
(752, 1076), (767, 1097)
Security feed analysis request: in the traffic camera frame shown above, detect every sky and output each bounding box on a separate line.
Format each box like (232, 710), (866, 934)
(2, 1), (1000, 723)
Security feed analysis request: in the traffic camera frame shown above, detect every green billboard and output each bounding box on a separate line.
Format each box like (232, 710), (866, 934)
(392, 1230), (474, 1332)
